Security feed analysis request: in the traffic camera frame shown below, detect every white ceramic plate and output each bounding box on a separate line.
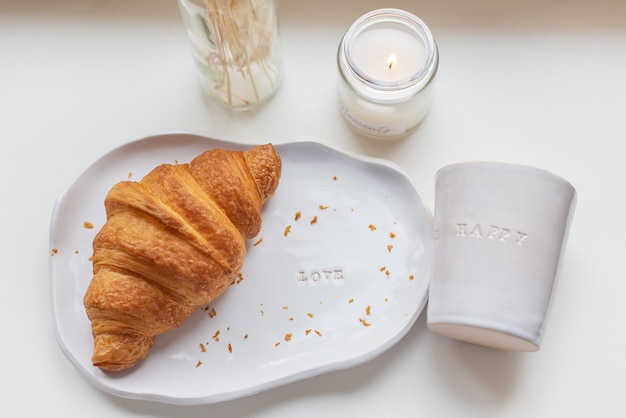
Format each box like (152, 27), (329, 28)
(49, 133), (433, 405)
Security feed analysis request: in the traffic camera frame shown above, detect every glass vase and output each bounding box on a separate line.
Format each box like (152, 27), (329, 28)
(178, 0), (283, 110)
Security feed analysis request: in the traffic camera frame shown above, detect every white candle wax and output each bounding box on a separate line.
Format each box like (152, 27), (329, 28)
(350, 28), (427, 83)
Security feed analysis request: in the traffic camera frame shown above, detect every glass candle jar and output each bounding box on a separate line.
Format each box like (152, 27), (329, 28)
(177, 0), (283, 111)
(337, 9), (438, 139)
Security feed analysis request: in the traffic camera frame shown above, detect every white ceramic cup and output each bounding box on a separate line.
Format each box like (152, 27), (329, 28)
(427, 162), (576, 351)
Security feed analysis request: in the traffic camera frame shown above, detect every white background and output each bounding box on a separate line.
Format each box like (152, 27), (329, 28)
(2, 0), (625, 416)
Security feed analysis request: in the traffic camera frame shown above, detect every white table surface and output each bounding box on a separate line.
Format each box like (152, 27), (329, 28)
(2, 0), (626, 416)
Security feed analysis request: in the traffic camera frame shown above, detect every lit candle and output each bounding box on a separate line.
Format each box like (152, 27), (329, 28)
(337, 9), (438, 139)
(350, 28), (427, 82)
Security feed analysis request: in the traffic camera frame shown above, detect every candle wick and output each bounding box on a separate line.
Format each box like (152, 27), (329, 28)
(387, 54), (397, 70)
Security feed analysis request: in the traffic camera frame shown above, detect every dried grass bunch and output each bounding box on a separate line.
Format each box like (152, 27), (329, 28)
(202, 0), (281, 107)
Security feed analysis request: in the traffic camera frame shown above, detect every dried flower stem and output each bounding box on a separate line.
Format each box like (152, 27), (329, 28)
(201, 0), (281, 107)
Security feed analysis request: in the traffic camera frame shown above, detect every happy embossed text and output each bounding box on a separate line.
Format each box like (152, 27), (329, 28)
(454, 223), (527, 245)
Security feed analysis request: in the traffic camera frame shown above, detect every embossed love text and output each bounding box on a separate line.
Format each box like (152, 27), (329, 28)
(297, 269), (344, 285)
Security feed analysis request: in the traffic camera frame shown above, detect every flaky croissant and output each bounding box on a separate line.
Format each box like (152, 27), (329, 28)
(83, 144), (281, 372)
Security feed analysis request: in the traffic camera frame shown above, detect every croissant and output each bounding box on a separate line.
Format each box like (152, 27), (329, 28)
(83, 143), (281, 372)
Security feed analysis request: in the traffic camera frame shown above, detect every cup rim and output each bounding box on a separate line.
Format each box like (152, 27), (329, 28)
(435, 161), (576, 199)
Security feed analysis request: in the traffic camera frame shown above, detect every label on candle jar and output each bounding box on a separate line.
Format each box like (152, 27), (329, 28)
(339, 102), (408, 138)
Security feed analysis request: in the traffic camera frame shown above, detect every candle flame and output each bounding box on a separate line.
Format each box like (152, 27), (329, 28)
(387, 54), (397, 69)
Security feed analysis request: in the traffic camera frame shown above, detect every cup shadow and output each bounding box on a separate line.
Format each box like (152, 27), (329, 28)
(429, 332), (523, 402)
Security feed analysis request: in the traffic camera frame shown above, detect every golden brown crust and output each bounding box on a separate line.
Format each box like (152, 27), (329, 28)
(83, 144), (281, 371)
